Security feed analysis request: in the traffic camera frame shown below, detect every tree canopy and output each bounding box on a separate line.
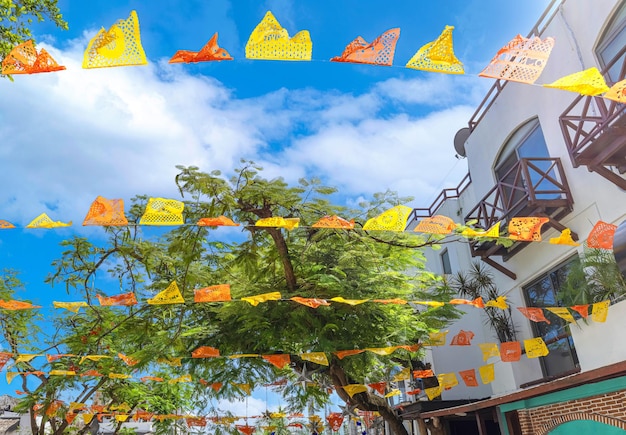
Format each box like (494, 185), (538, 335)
(0, 0), (67, 63)
(2, 162), (459, 435)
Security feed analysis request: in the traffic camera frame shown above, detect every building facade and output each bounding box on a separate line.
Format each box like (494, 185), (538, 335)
(398, 0), (626, 434)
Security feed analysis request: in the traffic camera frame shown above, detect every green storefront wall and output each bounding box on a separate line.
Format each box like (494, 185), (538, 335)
(497, 375), (626, 435)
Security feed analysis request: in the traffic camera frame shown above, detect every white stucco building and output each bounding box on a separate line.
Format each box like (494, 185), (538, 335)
(396, 1), (626, 434)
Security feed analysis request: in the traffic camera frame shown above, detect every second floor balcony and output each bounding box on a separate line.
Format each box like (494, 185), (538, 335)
(465, 157), (574, 275)
(560, 46), (626, 189)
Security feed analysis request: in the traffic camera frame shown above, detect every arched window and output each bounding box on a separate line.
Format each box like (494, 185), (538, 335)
(596, 2), (626, 81)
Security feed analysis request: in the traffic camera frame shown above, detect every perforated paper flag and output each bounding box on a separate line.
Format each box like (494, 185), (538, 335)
(518, 307), (550, 324)
(147, 281), (185, 305)
(194, 284), (231, 302)
(245, 11), (312, 60)
(413, 369), (434, 378)
(549, 228), (580, 246)
(486, 296), (508, 309)
(232, 382), (252, 395)
(53, 301), (89, 313)
(109, 373), (131, 379)
(368, 381), (387, 395)
(414, 215), (456, 234)
(236, 425), (256, 435)
(413, 300), (445, 308)
(592, 300), (610, 323)
(373, 298), (408, 304)
(544, 67), (610, 96)
(547, 307), (576, 323)
(290, 297), (330, 308)
(312, 215), (355, 229)
(169, 33), (233, 63)
(406, 26), (464, 74)
(96, 292), (137, 306)
(262, 354), (291, 369)
(343, 384), (368, 397)
(427, 331), (448, 346)
(425, 385), (442, 400)
(0, 300), (41, 310)
(605, 79), (626, 103)
(500, 341), (521, 362)
(139, 198), (184, 226)
(450, 330), (475, 346)
(524, 337), (549, 358)
(0, 220), (15, 229)
(479, 364), (495, 384)
(508, 217), (550, 242)
(327, 412), (344, 431)
(157, 357), (182, 367)
(197, 216), (239, 227)
(459, 369), (479, 387)
(26, 213), (71, 229)
(83, 196), (128, 226)
(255, 216), (300, 230)
(241, 291), (281, 306)
(571, 304), (589, 318)
(49, 370), (76, 376)
(83, 10), (147, 68)
(331, 28), (400, 66)
(168, 374), (192, 384)
(450, 297), (485, 308)
(334, 349), (364, 359)
(478, 343), (500, 361)
(300, 352), (329, 366)
(462, 222), (500, 238)
(330, 296), (368, 305)
(363, 205), (412, 231)
(118, 353), (140, 366)
(438, 372), (459, 390)
(2, 40), (66, 74)
(586, 221), (617, 249)
(192, 346), (220, 358)
(385, 389), (401, 398)
(479, 35), (554, 84)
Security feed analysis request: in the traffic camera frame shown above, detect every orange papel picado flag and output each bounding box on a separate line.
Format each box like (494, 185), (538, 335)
(83, 196), (128, 226)
(327, 412), (344, 431)
(544, 67), (610, 96)
(605, 79), (626, 103)
(192, 346), (220, 358)
(406, 25), (463, 74)
(118, 353), (140, 366)
(262, 354), (291, 369)
(414, 215), (456, 235)
(450, 330), (475, 346)
(83, 10), (147, 68)
(245, 11), (312, 61)
(147, 281), (185, 305)
(0, 300), (40, 310)
(334, 349), (364, 359)
(450, 297), (485, 308)
(331, 28), (400, 66)
(508, 217), (549, 242)
(311, 215), (355, 229)
(0, 220), (15, 229)
(194, 284), (231, 302)
(500, 341), (521, 362)
(586, 221), (617, 250)
(96, 292), (137, 307)
(197, 216), (239, 227)
(139, 198), (184, 226)
(2, 40), (66, 74)
(518, 307), (550, 324)
(169, 33), (233, 63)
(479, 35), (554, 84)
(459, 369), (479, 387)
(363, 205), (412, 232)
(290, 297), (330, 308)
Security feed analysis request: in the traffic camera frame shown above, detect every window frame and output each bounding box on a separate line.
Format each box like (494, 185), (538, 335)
(595, 2), (626, 82)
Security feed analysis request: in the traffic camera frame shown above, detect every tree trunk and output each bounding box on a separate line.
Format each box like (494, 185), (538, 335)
(329, 362), (409, 435)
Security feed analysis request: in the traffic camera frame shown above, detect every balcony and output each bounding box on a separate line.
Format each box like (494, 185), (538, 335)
(560, 46), (626, 189)
(465, 158), (574, 278)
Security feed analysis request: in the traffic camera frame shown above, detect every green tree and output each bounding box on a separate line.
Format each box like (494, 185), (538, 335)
(0, 0), (67, 64)
(7, 162), (459, 435)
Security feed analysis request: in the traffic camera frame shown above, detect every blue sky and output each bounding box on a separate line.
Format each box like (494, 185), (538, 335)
(0, 0), (551, 409)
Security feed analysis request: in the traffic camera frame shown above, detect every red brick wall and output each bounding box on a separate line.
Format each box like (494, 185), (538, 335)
(514, 390), (626, 434)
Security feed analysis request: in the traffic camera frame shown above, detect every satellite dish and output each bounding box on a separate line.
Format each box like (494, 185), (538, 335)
(454, 127), (470, 157)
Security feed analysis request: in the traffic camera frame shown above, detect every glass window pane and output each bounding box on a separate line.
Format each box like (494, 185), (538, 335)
(441, 249), (452, 275)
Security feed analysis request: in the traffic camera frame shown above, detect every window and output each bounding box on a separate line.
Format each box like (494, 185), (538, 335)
(494, 119), (555, 212)
(523, 257), (580, 378)
(596, 2), (626, 82)
(441, 249), (452, 275)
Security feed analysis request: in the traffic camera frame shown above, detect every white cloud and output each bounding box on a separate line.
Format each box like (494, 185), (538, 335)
(0, 36), (479, 226)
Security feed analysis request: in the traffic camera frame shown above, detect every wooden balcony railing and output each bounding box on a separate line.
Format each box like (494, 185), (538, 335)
(465, 158), (574, 269)
(559, 45), (626, 189)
